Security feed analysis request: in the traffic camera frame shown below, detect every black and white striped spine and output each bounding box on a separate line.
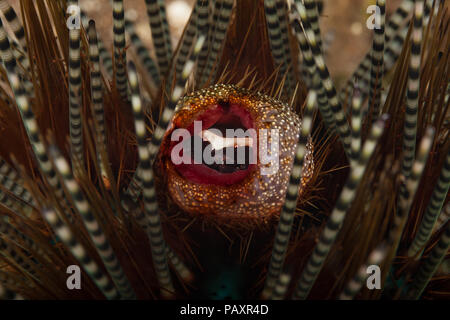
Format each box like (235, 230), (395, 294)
(0, 0), (27, 51)
(0, 218), (47, 261)
(67, 0), (83, 167)
(271, 272), (291, 300)
(340, 0), (415, 102)
(0, 189), (24, 216)
(292, 0), (352, 157)
(350, 85), (363, 165)
(289, 13), (334, 132)
(262, 91), (316, 298)
(0, 157), (21, 185)
(368, 0), (386, 122)
(125, 17), (160, 86)
(433, 203), (449, 234)
(263, 0), (290, 92)
(4, 47), (68, 210)
(303, 0), (322, 52)
(275, 0), (294, 94)
(145, 0), (172, 76)
(112, 0), (128, 99)
(0, 172), (35, 207)
(80, 10), (114, 78)
(391, 128), (434, 250)
(0, 236), (36, 276)
(293, 115), (387, 300)
(42, 207), (120, 300)
(200, 0), (233, 86)
(49, 146), (136, 299)
(88, 20), (108, 177)
(401, 1), (424, 181)
(406, 223), (450, 299)
(128, 62), (174, 298)
(408, 151), (449, 258)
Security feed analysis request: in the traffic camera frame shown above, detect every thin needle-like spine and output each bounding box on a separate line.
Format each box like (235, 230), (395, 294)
(293, 115), (387, 300)
(262, 91), (316, 298)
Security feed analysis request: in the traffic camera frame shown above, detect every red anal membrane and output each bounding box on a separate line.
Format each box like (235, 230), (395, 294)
(169, 103), (256, 186)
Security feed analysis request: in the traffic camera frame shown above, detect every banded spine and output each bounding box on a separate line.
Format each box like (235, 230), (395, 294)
(303, 0), (322, 52)
(80, 10), (113, 78)
(145, 0), (172, 76)
(263, 0), (290, 92)
(0, 237), (36, 276)
(293, 115), (387, 300)
(390, 128), (435, 254)
(112, 0), (128, 99)
(0, 172), (35, 207)
(3, 38), (69, 217)
(171, 0), (203, 83)
(368, 0), (386, 122)
(88, 20), (108, 177)
(158, 0), (172, 59)
(275, 0), (295, 94)
(401, 1), (424, 181)
(67, 0), (83, 167)
(128, 62), (174, 298)
(290, 13), (334, 131)
(408, 152), (450, 258)
(433, 203), (449, 234)
(262, 91), (316, 298)
(200, 0), (233, 86)
(292, 0), (352, 157)
(406, 223), (450, 299)
(49, 146), (136, 299)
(340, 0), (415, 101)
(350, 85), (363, 164)
(0, 0), (26, 50)
(272, 273), (291, 300)
(125, 18), (160, 86)
(0, 219), (47, 261)
(42, 207), (120, 300)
